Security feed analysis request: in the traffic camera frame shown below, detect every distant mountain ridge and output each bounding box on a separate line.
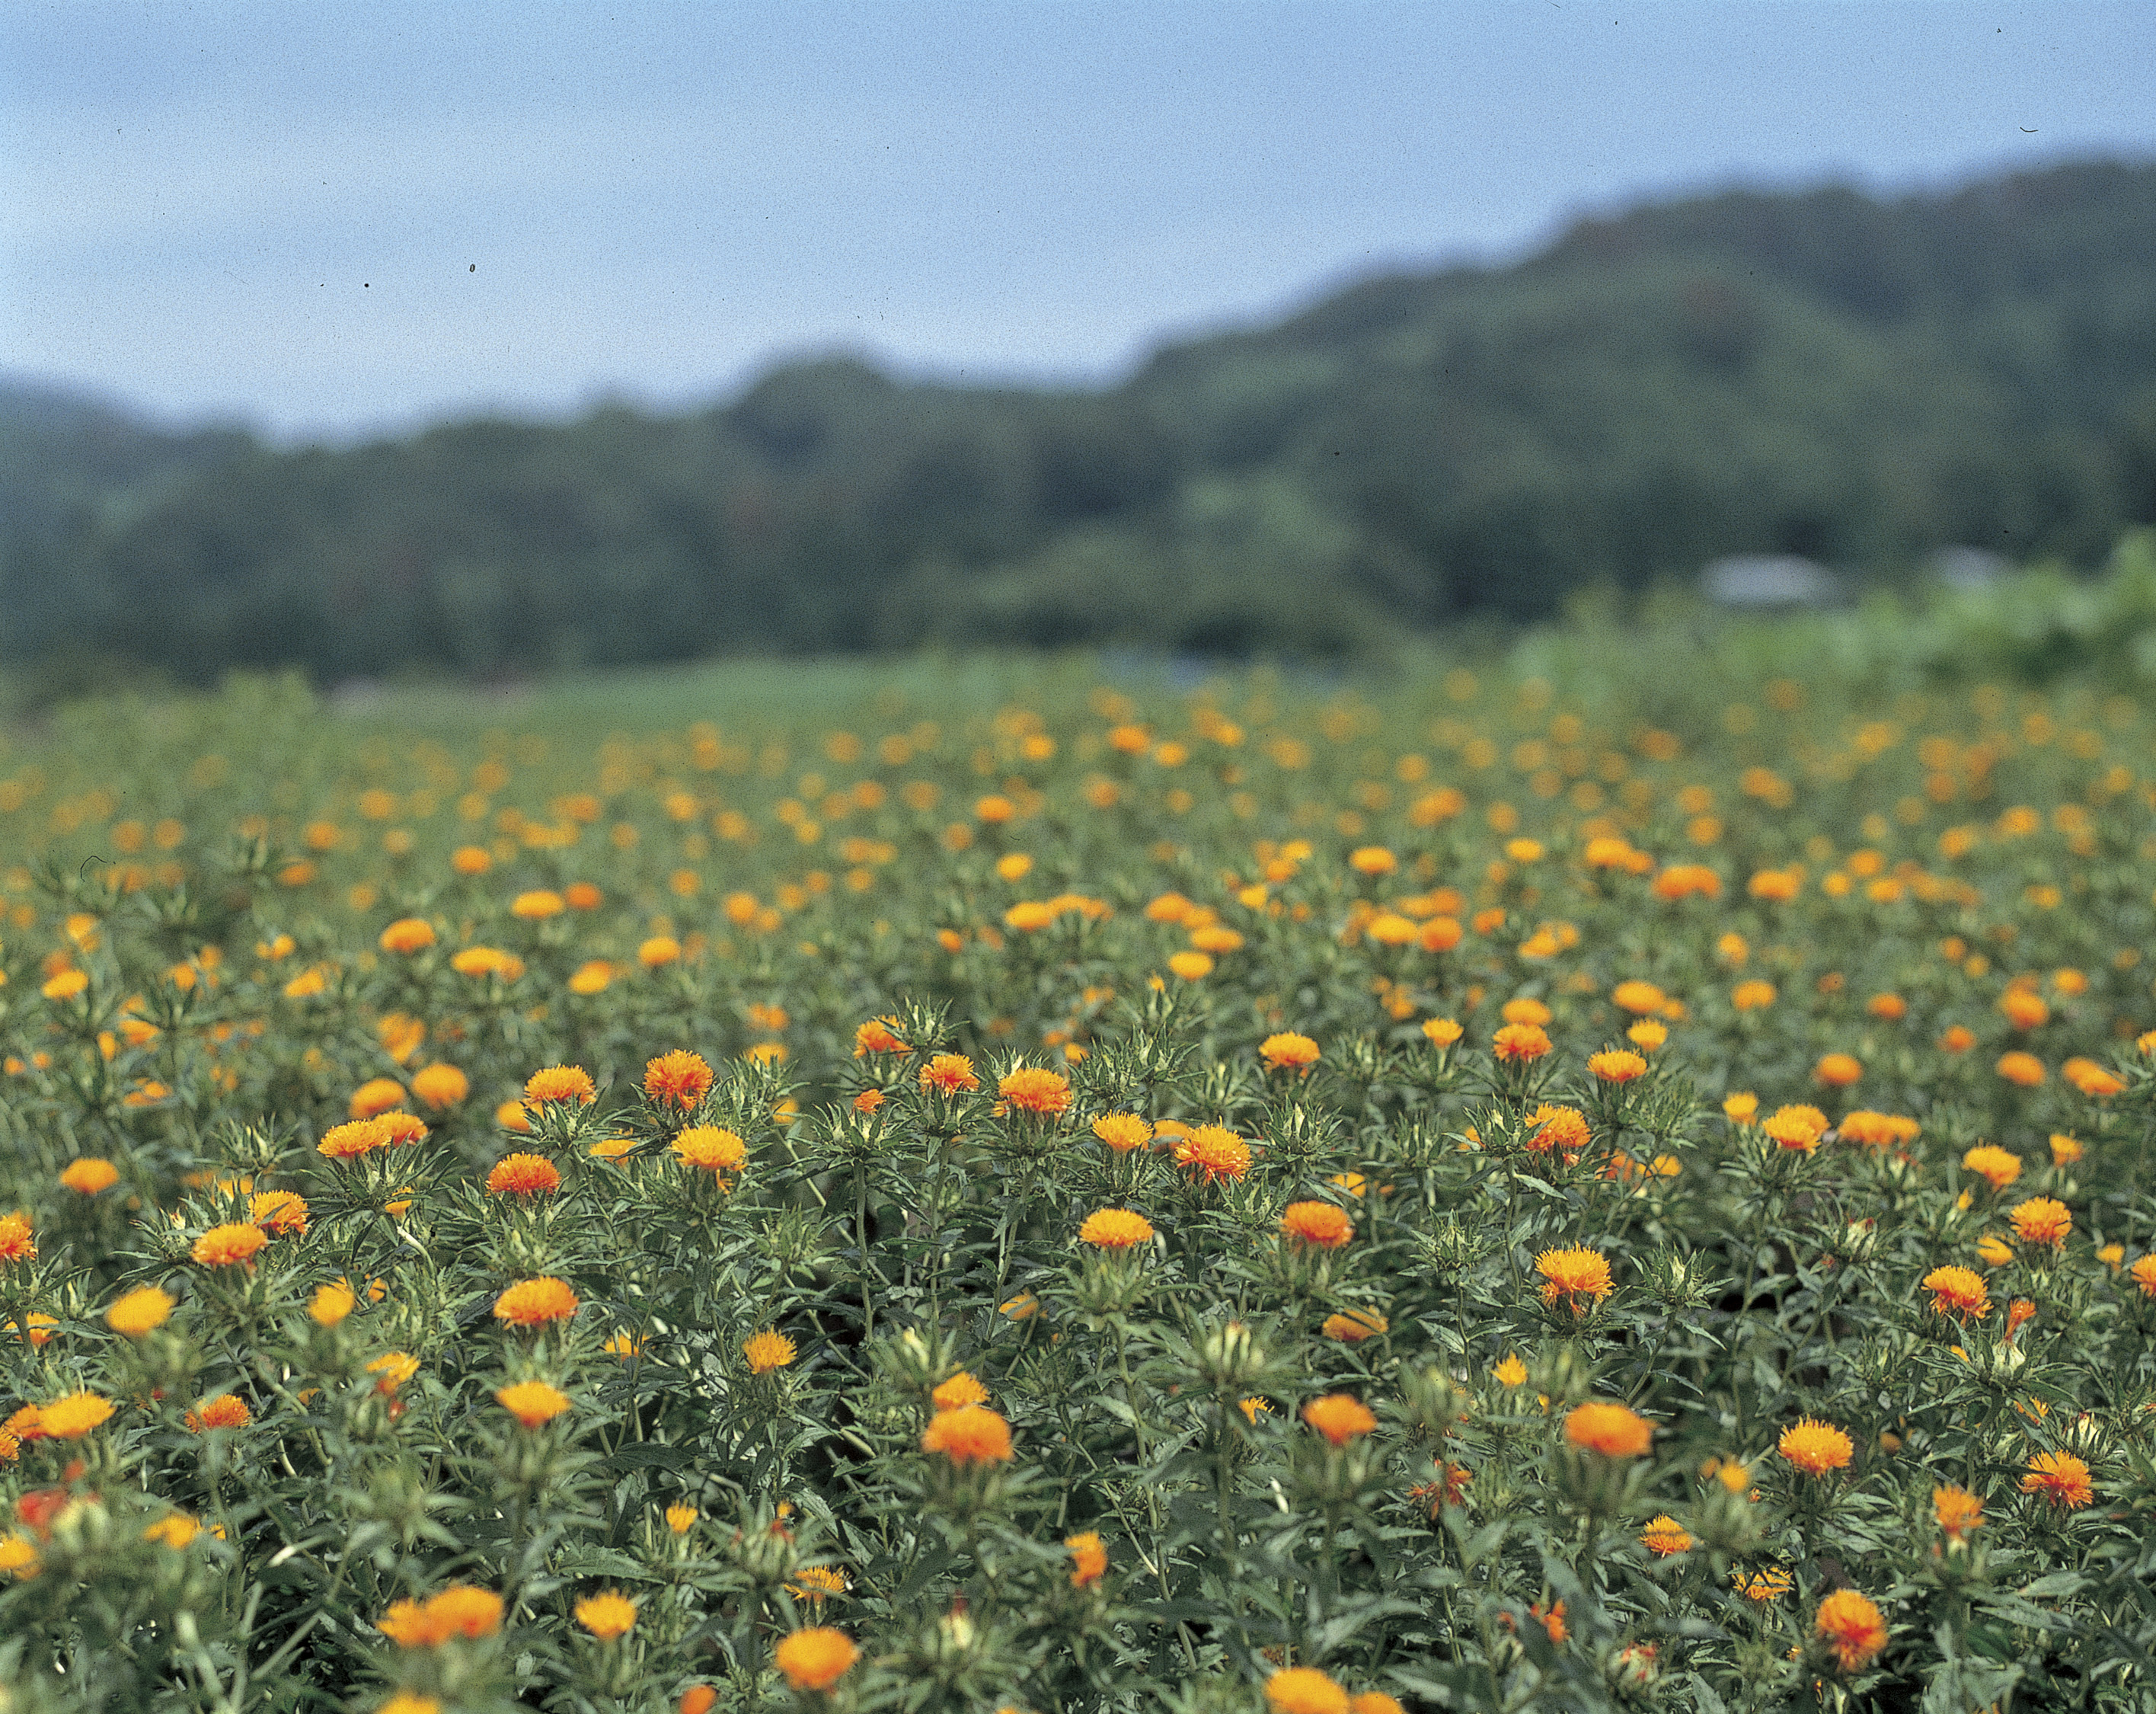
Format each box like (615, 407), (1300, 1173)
(5, 158), (2153, 679)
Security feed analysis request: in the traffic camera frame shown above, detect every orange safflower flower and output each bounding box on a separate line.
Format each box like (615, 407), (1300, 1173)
(1267, 1670), (1349, 1714)
(497, 1380), (570, 1427)
(1065, 1530), (1107, 1588)
(1535, 1245), (1612, 1311)
(2020, 1450), (2093, 1508)
(1814, 1053), (1862, 1087)
(523, 1065), (596, 1106)
(1493, 1023), (1551, 1062)
(644, 1050), (713, 1109)
(1762, 1105), (1827, 1153)
(672, 1126), (746, 1177)
(493, 1277), (580, 1327)
(1078, 1208), (1155, 1249)
(1640, 1514), (1691, 1556)
(1922, 1265), (1990, 1322)
(378, 918), (436, 955)
(1302, 1394), (1378, 1445)
(187, 1394), (250, 1432)
(1321, 1306), (1388, 1342)
(1091, 1113), (1151, 1153)
(1932, 1485), (1984, 1541)
(1995, 1051), (2046, 1088)
(349, 1076), (407, 1120)
(1526, 1104), (1589, 1158)
(920, 1403), (1014, 1466)
(2063, 1057), (2126, 1097)
(249, 1190), (309, 1235)
(107, 1285), (174, 1336)
(1175, 1124), (1251, 1183)
(1280, 1201), (1354, 1249)
(1565, 1401), (1653, 1458)
(38, 1390), (115, 1439)
(919, 1053), (979, 1095)
(410, 1063), (469, 1109)
(317, 1118), (387, 1159)
(193, 1223), (268, 1268)
(931, 1371), (990, 1411)
(59, 1158), (119, 1195)
(1260, 1032), (1320, 1072)
(486, 1153), (562, 1197)
(0, 1213), (33, 1265)
(2009, 1197), (2071, 1246)
(743, 1329), (797, 1373)
(1813, 1589), (1888, 1674)
(1962, 1144), (2022, 1189)
(1589, 1050), (1646, 1083)
(573, 1591), (637, 1640)
(854, 1017), (909, 1055)
(1778, 1418), (1854, 1476)
(998, 1066), (1072, 1116)
(775, 1627), (859, 1691)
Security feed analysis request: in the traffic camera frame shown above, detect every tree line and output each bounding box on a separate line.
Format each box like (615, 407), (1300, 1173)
(4, 158), (2154, 687)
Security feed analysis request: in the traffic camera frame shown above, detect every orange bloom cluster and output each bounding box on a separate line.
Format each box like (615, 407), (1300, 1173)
(377, 1585), (505, 1646)
(920, 1403), (1014, 1466)
(1279, 1201), (1353, 1249)
(493, 1276), (580, 1327)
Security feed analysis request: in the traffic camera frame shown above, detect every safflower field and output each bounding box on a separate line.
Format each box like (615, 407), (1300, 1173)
(3, 635), (2156, 1714)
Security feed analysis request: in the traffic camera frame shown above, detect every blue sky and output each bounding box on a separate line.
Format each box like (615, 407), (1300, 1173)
(5, 1), (2151, 441)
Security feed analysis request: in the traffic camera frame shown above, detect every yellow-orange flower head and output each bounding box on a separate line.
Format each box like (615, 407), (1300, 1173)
(998, 1066), (1072, 1117)
(107, 1285), (174, 1337)
(524, 1065), (596, 1106)
(2020, 1450), (2093, 1508)
(1493, 1022), (1551, 1063)
(497, 1380), (571, 1428)
(1260, 1032), (1320, 1072)
(1813, 1589), (1888, 1674)
(1778, 1418), (1854, 1476)
(1065, 1530), (1107, 1587)
(1922, 1265), (1990, 1322)
(2009, 1197), (2071, 1246)
(920, 1402), (1014, 1466)
(672, 1126), (747, 1178)
(1962, 1144), (2022, 1190)
(1078, 1208), (1155, 1249)
(1564, 1401), (1653, 1458)
(774, 1627), (858, 1691)
(1302, 1393), (1378, 1446)
(573, 1591), (637, 1640)
(59, 1158), (119, 1195)
(1266, 1668), (1350, 1714)
(1280, 1201), (1354, 1249)
(493, 1277), (580, 1327)
(192, 1223), (269, 1268)
(1175, 1124), (1251, 1183)
(486, 1153), (562, 1197)
(1535, 1245), (1613, 1313)
(743, 1329), (797, 1374)
(644, 1050), (713, 1110)
(919, 1053), (979, 1095)
(40, 1390), (116, 1440)
(1091, 1113), (1151, 1153)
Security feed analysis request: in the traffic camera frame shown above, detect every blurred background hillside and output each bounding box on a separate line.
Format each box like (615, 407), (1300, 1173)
(5, 4), (2156, 701)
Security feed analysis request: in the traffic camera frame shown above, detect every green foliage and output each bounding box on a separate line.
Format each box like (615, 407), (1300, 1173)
(2, 638), (2156, 1709)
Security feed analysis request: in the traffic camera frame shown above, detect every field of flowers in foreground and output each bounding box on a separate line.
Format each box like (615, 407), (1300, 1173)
(2, 662), (2156, 1714)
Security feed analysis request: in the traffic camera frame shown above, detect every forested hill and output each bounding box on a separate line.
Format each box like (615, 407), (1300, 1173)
(6, 158), (2154, 681)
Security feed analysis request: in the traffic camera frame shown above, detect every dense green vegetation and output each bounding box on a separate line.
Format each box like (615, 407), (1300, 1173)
(5, 160), (2154, 684)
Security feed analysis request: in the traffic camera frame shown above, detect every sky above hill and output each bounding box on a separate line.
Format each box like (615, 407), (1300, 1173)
(5, 0), (2152, 442)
